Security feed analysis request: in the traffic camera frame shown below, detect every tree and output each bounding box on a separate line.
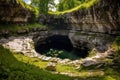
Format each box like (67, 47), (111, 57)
(31, 0), (38, 6)
(57, 0), (86, 11)
(31, 0), (55, 14)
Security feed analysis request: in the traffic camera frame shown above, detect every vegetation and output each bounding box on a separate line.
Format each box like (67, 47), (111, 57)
(4, 0), (100, 17)
(112, 36), (120, 60)
(112, 36), (120, 51)
(88, 49), (97, 57)
(49, 0), (99, 15)
(57, 0), (88, 11)
(1, 0), (120, 80)
(46, 48), (63, 57)
(45, 49), (80, 60)
(111, 36), (120, 69)
(0, 45), (74, 80)
(19, 0), (99, 15)
(0, 23), (47, 33)
(0, 45), (120, 80)
(31, 0), (55, 14)
(17, 0), (39, 17)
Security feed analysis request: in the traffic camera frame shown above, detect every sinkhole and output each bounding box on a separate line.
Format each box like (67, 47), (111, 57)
(35, 35), (90, 60)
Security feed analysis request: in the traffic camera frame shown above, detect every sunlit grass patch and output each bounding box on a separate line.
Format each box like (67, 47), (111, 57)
(0, 45), (73, 80)
(14, 53), (49, 69)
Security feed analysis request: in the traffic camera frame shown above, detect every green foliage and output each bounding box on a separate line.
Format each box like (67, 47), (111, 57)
(49, 0), (99, 15)
(112, 37), (120, 58)
(1, 45), (120, 80)
(103, 68), (120, 80)
(111, 36), (120, 69)
(38, 0), (49, 14)
(0, 45), (74, 80)
(0, 23), (47, 33)
(16, 0), (99, 15)
(57, 0), (82, 11)
(16, 0), (39, 17)
(114, 36), (120, 46)
(88, 49), (97, 57)
(46, 49), (63, 57)
(58, 50), (79, 60)
(31, 0), (55, 14)
(45, 49), (79, 60)
(57, 64), (76, 72)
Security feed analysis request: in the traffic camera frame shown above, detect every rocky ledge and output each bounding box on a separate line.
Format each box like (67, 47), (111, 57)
(0, 34), (115, 68)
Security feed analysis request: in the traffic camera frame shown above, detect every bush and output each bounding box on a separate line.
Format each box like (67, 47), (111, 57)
(46, 48), (63, 57)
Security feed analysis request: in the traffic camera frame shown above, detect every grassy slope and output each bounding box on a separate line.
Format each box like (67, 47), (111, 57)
(0, 45), (120, 80)
(0, 45), (73, 80)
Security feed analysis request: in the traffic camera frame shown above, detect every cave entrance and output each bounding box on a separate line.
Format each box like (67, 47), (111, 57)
(35, 35), (89, 60)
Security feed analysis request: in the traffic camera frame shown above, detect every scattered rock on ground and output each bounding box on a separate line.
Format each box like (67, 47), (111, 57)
(46, 62), (56, 71)
(82, 59), (98, 67)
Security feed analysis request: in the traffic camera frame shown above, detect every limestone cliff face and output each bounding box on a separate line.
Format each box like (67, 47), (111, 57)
(65, 0), (120, 35)
(57, 0), (120, 52)
(37, 0), (120, 52)
(0, 0), (34, 23)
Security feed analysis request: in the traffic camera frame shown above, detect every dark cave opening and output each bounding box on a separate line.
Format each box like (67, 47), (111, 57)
(35, 35), (90, 60)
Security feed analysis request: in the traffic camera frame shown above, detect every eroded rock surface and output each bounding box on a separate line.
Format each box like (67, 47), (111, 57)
(0, 35), (115, 68)
(37, 0), (120, 53)
(0, 0), (119, 68)
(0, 0), (34, 23)
(0, 36), (38, 57)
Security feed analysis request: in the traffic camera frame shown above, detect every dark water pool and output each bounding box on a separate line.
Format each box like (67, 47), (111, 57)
(35, 35), (89, 60)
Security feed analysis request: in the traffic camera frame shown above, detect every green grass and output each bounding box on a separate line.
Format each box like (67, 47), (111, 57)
(0, 45), (120, 80)
(49, 0), (100, 15)
(14, 54), (49, 69)
(14, 52), (78, 73)
(88, 49), (97, 57)
(0, 23), (47, 33)
(0, 45), (74, 80)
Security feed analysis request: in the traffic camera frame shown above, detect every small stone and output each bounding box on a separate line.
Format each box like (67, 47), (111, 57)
(42, 57), (52, 61)
(46, 62), (56, 71)
(58, 59), (71, 64)
(82, 60), (97, 67)
(50, 58), (59, 63)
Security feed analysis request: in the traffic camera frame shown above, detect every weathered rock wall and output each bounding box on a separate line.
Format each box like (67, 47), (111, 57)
(65, 0), (120, 35)
(37, 0), (120, 53)
(63, 0), (120, 52)
(0, 0), (34, 23)
(38, 0), (120, 35)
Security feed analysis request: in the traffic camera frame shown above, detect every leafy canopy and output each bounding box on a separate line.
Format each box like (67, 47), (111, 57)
(31, 0), (55, 14)
(57, 0), (87, 11)
(18, 0), (99, 15)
